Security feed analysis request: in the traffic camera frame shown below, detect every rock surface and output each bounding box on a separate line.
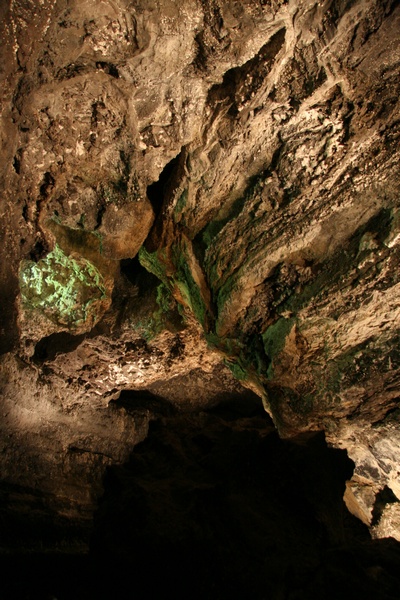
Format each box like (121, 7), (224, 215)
(0, 0), (400, 554)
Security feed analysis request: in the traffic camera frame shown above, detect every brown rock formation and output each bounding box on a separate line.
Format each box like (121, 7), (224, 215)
(0, 0), (400, 570)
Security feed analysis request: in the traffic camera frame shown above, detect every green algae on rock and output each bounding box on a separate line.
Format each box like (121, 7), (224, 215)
(19, 245), (110, 333)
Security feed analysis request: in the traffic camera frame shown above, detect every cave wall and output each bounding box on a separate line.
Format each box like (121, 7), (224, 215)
(0, 0), (400, 542)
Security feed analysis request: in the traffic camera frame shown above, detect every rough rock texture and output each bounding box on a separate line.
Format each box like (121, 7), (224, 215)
(0, 0), (400, 554)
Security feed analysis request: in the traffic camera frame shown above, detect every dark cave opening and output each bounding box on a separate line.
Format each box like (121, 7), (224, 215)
(2, 397), (400, 599)
(110, 388), (176, 417)
(371, 485), (400, 527)
(120, 254), (161, 293)
(120, 254), (144, 285)
(90, 410), (375, 600)
(146, 153), (182, 213)
(32, 331), (86, 363)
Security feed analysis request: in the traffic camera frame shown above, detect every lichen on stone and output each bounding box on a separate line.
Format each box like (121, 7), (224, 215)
(19, 244), (110, 331)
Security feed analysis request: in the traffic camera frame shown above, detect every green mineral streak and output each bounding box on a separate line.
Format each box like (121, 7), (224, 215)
(205, 332), (239, 353)
(203, 172), (270, 322)
(20, 244), (107, 328)
(131, 315), (163, 342)
(144, 284), (176, 339)
(173, 189), (188, 221)
(156, 282), (174, 313)
(262, 317), (295, 379)
(223, 358), (248, 381)
(175, 280), (192, 308)
(285, 390), (315, 417)
(206, 333), (249, 381)
(130, 282), (181, 342)
(139, 242), (210, 330)
(171, 243), (208, 329)
(92, 231), (104, 255)
(102, 185), (120, 206)
(138, 247), (168, 285)
(101, 175), (130, 206)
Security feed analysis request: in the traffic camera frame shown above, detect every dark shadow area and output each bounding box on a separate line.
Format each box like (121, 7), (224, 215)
(112, 253), (185, 337)
(372, 485), (400, 526)
(146, 153), (181, 213)
(88, 404), (400, 600)
(2, 399), (400, 599)
(120, 254), (160, 292)
(207, 390), (267, 420)
(32, 331), (86, 363)
(0, 482), (92, 554)
(0, 268), (19, 354)
(95, 61), (119, 78)
(0, 554), (92, 600)
(120, 254), (142, 286)
(147, 363), (263, 411)
(143, 149), (186, 253)
(110, 388), (176, 417)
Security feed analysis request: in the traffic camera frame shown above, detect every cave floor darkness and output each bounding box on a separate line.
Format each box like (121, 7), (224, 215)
(2, 397), (400, 600)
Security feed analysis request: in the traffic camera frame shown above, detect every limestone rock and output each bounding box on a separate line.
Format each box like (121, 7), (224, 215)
(0, 0), (400, 548)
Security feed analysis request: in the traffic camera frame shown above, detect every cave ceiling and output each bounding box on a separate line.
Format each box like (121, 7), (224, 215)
(0, 0), (400, 544)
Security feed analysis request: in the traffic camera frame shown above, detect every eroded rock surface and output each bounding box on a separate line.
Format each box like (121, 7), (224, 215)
(0, 0), (400, 550)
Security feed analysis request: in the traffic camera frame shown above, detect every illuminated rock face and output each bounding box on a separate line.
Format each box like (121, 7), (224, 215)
(0, 0), (400, 548)
(19, 244), (110, 337)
